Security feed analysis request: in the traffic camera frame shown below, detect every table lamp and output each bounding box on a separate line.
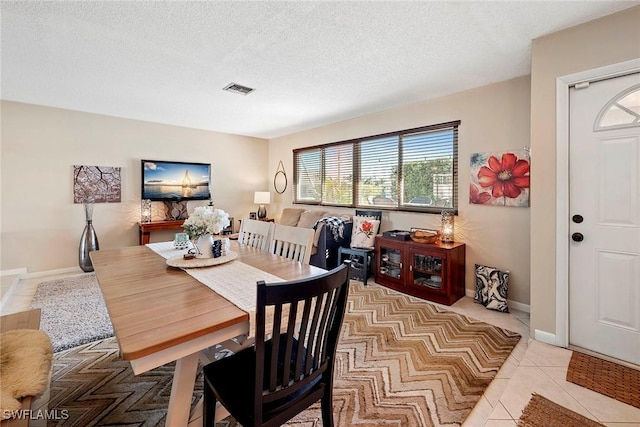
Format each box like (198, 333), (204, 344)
(141, 199), (152, 223)
(440, 210), (454, 243)
(254, 191), (270, 219)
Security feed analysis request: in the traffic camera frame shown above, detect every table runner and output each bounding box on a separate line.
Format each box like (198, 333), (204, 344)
(146, 242), (284, 313)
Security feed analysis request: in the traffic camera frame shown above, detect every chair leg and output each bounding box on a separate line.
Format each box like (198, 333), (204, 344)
(203, 381), (217, 427)
(320, 387), (335, 427)
(362, 253), (368, 286)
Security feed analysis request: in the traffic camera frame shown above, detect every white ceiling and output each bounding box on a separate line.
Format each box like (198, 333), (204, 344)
(1, 1), (637, 139)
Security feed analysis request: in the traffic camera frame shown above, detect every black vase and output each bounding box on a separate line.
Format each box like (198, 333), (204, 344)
(79, 201), (99, 272)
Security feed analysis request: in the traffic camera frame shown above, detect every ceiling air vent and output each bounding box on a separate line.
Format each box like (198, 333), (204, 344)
(223, 82), (255, 95)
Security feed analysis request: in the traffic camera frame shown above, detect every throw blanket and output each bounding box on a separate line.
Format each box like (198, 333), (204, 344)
(0, 329), (53, 417)
(314, 216), (349, 242)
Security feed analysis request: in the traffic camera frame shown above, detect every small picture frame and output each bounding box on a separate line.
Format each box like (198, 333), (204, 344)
(249, 212), (257, 220)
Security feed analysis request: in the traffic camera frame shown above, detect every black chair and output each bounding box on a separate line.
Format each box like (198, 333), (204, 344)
(202, 262), (351, 427)
(337, 210), (382, 285)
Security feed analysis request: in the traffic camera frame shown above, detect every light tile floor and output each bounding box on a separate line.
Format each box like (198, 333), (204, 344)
(3, 273), (639, 427)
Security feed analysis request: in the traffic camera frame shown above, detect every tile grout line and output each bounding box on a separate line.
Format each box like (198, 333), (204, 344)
(536, 361), (604, 423)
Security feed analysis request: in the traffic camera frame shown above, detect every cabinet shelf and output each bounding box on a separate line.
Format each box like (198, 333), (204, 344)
(381, 260), (402, 267)
(413, 268), (441, 275)
(375, 237), (466, 306)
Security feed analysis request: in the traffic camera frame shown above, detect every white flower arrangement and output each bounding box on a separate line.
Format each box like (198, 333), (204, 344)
(182, 206), (230, 239)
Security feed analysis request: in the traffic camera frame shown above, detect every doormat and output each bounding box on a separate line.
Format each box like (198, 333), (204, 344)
(29, 273), (114, 352)
(566, 352), (640, 409)
(517, 393), (604, 427)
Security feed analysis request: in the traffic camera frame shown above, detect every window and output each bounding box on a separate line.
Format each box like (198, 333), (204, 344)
(293, 121), (459, 213)
(595, 85), (640, 131)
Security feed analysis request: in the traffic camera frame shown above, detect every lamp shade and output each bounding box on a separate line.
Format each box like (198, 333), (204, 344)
(254, 191), (271, 204)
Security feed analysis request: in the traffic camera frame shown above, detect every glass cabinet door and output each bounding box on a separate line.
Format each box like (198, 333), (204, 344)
(379, 246), (403, 281)
(410, 251), (445, 292)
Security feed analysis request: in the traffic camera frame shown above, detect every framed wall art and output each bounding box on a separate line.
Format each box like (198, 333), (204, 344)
(73, 165), (122, 203)
(469, 150), (530, 207)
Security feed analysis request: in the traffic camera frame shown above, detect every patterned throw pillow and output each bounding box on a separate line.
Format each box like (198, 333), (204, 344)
(163, 201), (189, 220)
(350, 216), (380, 249)
(474, 264), (510, 313)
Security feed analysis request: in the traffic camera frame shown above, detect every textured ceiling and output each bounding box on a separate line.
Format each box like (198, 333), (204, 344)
(1, 1), (637, 139)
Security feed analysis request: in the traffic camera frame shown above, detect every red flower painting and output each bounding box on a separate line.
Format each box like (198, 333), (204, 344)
(469, 184), (491, 204)
(470, 151), (530, 207)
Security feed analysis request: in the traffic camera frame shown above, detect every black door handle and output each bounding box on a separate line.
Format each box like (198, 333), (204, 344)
(572, 232), (584, 242)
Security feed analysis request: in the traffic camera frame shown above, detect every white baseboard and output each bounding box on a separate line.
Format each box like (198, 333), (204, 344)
(534, 329), (557, 345)
(0, 268), (28, 277)
(508, 299), (530, 313)
(22, 266), (84, 279)
(465, 288), (530, 313)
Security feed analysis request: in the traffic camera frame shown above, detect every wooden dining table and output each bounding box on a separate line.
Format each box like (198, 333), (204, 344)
(90, 242), (325, 427)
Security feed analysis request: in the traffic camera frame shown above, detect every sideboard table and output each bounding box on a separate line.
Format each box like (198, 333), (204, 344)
(138, 220), (185, 245)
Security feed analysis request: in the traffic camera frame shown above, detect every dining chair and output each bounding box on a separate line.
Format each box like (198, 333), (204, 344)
(238, 218), (274, 251)
(337, 209), (382, 285)
(203, 262), (351, 427)
(269, 224), (315, 264)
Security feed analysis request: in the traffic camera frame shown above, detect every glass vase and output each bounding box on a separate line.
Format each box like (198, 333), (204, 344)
(79, 198), (100, 272)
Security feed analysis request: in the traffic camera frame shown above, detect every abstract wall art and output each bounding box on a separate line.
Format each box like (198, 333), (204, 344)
(73, 165), (122, 203)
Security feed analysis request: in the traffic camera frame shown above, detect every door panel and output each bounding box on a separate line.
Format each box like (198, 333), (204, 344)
(596, 250), (639, 331)
(597, 136), (639, 226)
(569, 72), (640, 365)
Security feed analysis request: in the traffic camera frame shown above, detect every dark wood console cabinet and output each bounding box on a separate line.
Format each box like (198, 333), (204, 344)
(138, 220), (185, 245)
(374, 237), (466, 305)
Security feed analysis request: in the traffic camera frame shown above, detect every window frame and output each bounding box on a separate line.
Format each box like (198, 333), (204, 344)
(293, 120), (460, 214)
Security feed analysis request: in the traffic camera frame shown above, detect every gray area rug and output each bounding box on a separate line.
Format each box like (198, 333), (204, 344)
(30, 273), (114, 352)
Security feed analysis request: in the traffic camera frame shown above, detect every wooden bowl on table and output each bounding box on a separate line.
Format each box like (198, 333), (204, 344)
(409, 228), (439, 244)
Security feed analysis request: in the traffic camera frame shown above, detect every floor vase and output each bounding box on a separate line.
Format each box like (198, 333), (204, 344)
(79, 201), (99, 272)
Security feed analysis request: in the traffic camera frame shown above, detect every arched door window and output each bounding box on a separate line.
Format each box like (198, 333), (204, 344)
(594, 84), (640, 131)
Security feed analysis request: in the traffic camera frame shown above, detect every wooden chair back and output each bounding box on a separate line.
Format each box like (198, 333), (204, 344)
(238, 218), (273, 252)
(270, 224), (314, 264)
(355, 209), (382, 221)
(255, 262), (351, 426)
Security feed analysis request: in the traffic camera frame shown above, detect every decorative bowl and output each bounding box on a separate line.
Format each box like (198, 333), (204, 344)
(409, 228), (439, 244)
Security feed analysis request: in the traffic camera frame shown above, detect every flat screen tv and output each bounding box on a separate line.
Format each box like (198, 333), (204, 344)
(141, 160), (211, 201)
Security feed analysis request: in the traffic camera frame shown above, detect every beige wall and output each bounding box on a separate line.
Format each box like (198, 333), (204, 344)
(530, 6), (640, 335)
(269, 76), (532, 305)
(0, 101), (269, 273)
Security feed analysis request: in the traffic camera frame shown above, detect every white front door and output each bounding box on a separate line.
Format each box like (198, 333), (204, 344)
(569, 72), (640, 365)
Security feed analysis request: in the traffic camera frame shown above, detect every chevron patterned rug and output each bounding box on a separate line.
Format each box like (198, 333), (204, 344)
(47, 282), (521, 426)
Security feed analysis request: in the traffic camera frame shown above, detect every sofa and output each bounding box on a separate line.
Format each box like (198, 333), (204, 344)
(278, 208), (353, 270)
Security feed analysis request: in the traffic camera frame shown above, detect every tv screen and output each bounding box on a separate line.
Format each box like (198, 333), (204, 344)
(141, 160), (211, 201)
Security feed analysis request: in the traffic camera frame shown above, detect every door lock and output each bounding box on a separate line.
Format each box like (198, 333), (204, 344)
(571, 232), (584, 242)
(572, 215), (584, 223)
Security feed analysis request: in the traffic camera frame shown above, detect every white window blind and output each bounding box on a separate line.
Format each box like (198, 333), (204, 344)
(322, 143), (353, 206)
(400, 128), (457, 208)
(294, 148), (321, 203)
(293, 120), (459, 213)
(357, 136), (398, 207)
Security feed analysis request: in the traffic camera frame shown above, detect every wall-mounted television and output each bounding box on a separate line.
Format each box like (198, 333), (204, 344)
(141, 160), (211, 201)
